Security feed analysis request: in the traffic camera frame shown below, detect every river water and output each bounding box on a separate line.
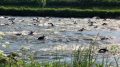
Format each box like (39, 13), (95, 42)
(0, 16), (120, 63)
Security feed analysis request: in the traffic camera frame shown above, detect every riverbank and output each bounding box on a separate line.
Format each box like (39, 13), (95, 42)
(0, 6), (120, 18)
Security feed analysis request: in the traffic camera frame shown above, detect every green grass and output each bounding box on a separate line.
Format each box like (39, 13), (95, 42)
(0, 6), (120, 18)
(0, 0), (120, 17)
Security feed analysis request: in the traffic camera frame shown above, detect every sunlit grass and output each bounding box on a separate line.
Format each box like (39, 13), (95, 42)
(1, 6), (120, 11)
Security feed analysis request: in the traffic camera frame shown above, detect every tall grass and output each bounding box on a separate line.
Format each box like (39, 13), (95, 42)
(0, 44), (119, 67)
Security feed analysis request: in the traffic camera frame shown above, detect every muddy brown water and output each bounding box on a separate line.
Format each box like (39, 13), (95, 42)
(0, 16), (120, 63)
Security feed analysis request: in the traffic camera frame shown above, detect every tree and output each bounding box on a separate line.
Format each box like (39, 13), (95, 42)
(41, 0), (46, 8)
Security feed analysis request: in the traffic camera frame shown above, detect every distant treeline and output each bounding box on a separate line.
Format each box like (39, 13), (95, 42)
(0, 0), (120, 7)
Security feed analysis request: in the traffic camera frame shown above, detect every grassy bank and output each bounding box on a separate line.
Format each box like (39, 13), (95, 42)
(0, 6), (120, 18)
(0, 0), (120, 18)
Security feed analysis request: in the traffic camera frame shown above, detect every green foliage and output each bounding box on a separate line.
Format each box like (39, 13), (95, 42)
(0, 0), (120, 17)
(0, 45), (118, 67)
(41, 0), (47, 8)
(0, 6), (120, 18)
(0, 0), (120, 8)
